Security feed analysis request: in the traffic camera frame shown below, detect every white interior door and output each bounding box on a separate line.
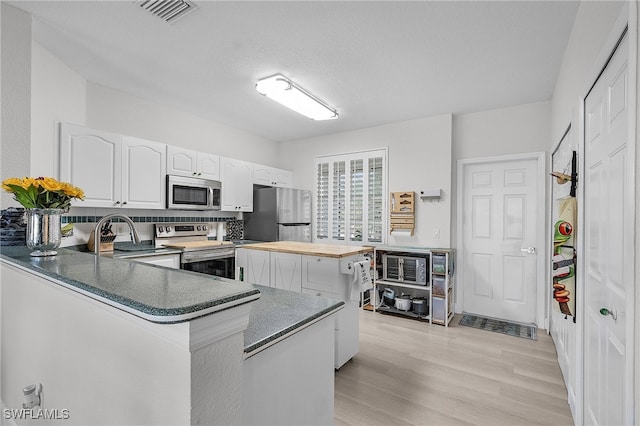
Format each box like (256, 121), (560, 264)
(461, 154), (543, 324)
(583, 31), (634, 426)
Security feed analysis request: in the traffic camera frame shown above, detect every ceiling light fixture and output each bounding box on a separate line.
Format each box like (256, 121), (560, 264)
(255, 74), (338, 121)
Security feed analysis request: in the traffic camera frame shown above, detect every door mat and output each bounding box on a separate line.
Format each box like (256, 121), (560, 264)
(459, 313), (537, 340)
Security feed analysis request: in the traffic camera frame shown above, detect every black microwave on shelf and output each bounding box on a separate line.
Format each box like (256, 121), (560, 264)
(382, 253), (429, 285)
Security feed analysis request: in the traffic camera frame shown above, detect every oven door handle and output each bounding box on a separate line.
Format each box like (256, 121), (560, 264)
(181, 248), (235, 264)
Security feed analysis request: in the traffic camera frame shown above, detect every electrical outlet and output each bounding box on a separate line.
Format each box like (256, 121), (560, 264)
(433, 228), (440, 239)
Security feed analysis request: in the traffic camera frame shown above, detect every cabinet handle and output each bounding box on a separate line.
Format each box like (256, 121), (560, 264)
(316, 258), (321, 262)
(198, 172), (202, 176)
(114, 201), (120, 206)
(122, 201), (127, 205)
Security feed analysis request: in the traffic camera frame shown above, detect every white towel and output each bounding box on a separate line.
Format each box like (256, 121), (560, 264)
(353, 260), (373, 292)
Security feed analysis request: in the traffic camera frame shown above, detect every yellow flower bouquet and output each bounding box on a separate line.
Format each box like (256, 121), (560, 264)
(2, 177), (85, 210)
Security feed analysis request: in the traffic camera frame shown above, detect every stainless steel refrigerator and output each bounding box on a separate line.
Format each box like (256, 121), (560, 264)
(244, 187), (312, 242)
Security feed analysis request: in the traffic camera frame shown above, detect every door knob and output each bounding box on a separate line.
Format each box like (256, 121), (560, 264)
(520, 247), (536, 254)
(599, 307), (617, 320)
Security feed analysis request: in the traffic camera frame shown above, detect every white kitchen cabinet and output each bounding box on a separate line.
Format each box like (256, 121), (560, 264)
(253, 164), (293, 188)
(271, 252), (302, 292)
(236, 248), (270, 286)
(301, 256), (340, 295)
(236, 244), (370, 369)
(59, 123), (122, 208)
(121, 136), (166, 209)
(220, 156), (253, 212)
(167, 145), (220, 181)
(237, 250), (303, 292)
(59, 123), (166, 209)
(243, 314), (334, 426)
(301, 253), (364, 369)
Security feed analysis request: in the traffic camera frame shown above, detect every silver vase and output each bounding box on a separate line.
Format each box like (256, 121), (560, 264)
(25, 208), (64, 257)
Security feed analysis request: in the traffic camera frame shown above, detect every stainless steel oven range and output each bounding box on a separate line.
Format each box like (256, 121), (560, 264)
(154, 223), (235, 279)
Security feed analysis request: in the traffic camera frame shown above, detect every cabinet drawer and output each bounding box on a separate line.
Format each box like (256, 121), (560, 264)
(302, 288), (335, 299)
(301, 256), (340, 293)
(432, 253), (447, 274)
(432, 296), (446, 322)
(432, 276), (446, 297)
(432, 289), (453, 323)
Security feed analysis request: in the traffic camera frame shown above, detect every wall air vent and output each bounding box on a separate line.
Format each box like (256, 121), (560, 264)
(135, 0), (197, 24)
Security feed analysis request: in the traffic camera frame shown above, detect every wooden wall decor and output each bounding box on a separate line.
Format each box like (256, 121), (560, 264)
(390, 191), (415, 235)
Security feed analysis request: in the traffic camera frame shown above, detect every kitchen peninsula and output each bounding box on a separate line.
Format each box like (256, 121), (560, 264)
(236, 241), (373, 368)
(0, 247), (342, 425)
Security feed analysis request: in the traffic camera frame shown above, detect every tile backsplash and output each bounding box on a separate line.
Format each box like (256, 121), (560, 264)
(225, 220), (244, 240)
(61, 215), (234, 224)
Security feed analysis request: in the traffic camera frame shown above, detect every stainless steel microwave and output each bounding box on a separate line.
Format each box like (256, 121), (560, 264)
(166, 175), (221, 210)
(382, 254), (429, 285)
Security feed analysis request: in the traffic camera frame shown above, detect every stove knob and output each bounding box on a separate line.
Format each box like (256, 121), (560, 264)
(158, 226), (164, 233)
(203, 225), (208, 231)
(196, 225), (202, 231)
(166, 226), (172, 233)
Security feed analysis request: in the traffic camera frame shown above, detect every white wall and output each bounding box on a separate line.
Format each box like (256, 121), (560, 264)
(551, 1), (624, 144)
(451, 101), (551, 248)
(453, 101), (550, 160)
(1, 263), (191, 425)
(1, 261), (251, 425)
(30, 42), (87, 178)
(279, 114), (453, 248)
(1, 3), (31, 208)
(28, 44), (282, 178)
(86, 83), (279, 166)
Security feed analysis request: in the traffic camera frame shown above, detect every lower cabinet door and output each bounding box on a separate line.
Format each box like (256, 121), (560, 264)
(301, 255), (340, 293)
(270, 252), (302, 292)
(245, 250), (271, 286)
(334, 301), (359, 369)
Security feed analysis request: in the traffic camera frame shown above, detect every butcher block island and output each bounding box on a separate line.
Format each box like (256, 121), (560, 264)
(236, 241), (374, 368)
(238, 241), (373, 257)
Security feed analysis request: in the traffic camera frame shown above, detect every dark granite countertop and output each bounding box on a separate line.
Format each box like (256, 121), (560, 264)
(0, 246), (260, 323)
(1, 245), (344, 354)
(66, 241), (182, 259)
(243, 285), (344, 357)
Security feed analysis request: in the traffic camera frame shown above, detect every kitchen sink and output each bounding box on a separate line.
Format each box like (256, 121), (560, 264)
(112, 241), (155, 251)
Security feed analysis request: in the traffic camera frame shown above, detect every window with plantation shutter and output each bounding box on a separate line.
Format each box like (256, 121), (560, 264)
(316, 163), (329, 240)
(332, 161), (346, 240)
(350, 159), (364, 242)
(314, 149), (387, 245)
(368, 156), (384, 242)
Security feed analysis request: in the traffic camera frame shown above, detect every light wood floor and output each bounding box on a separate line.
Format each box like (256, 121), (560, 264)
(334, 311), (574, 426)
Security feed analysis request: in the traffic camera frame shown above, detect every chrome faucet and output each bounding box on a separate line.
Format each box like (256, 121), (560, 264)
(93, 213), (141, 255)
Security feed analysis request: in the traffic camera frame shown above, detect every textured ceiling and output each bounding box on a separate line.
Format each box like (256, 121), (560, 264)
(11, 1), (579, 142)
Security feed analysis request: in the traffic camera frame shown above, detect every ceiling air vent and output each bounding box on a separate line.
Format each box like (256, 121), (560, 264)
(135, 0), (197, 24)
